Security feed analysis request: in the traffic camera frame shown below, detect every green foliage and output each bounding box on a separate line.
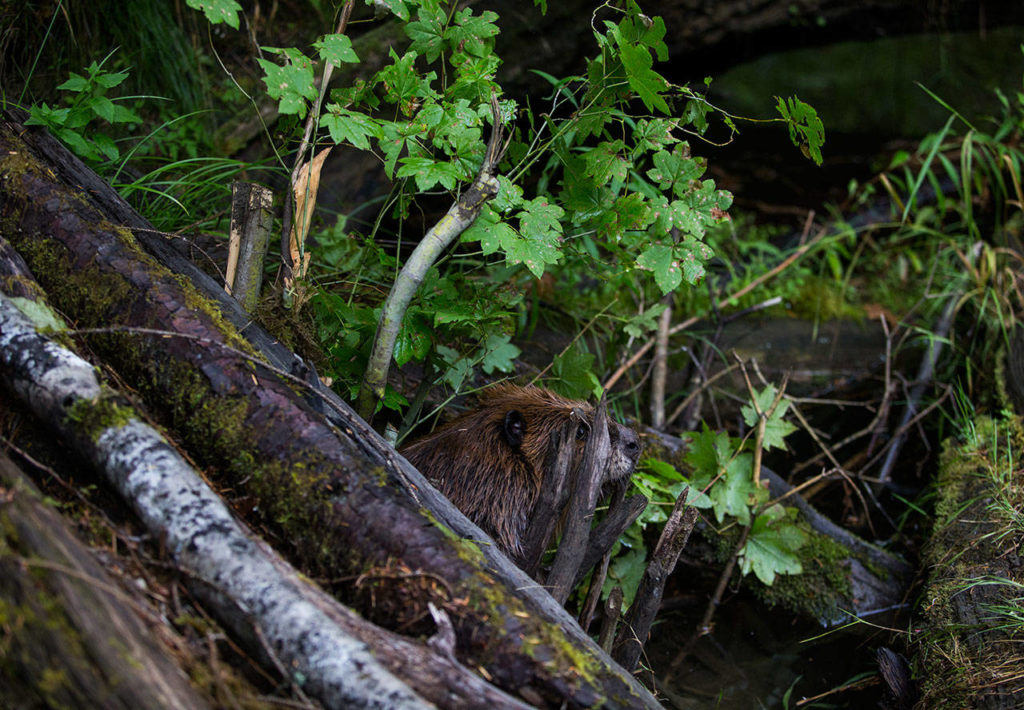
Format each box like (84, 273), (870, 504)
(776, 95), (825, 165)
(605, 385), (804, 605)
(741, 385), (798, 451)
(739, 505), (807, 585)
(212, 0), (764, 403)
(184, 0), (242, 29)
(257, 48), (318, 118)
(179, 2), (821, 416)
(679, 410), (807, 587)
(26, 54), (142, 164)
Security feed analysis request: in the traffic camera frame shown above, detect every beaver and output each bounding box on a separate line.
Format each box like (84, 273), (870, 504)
(400, 384), (642, 562)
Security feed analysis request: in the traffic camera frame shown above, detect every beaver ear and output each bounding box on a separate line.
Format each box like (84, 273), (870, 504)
(503, 410), (525, 448)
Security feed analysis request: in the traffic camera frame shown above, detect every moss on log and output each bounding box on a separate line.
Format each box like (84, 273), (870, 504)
(911, 414), (1024, 708)
(0, 450), (211, 709)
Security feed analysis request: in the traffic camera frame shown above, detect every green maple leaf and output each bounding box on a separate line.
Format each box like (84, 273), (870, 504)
(739, 509), (807, 585)
(636, 244), (681, 294)
(405, 5), (446, 63)
(444, 8), (500, 58)
(551, 347), (600, 400)
(492, 175), (524, 213)
(677, 238), (713, 285)
(393, 311), (431, 366)
(186, 0), (242, 29)
(633, 118), (678, 153)
(617, 41), (669, 115)
(605, 547), (647, 607)
(377, 49), (438, 115)
(741, 385), (798, 451)
(594, 192), (649, 243)
(519, 197), (564, 238)
(257, 49), (316, 117)
(646, 144), (703, 191)
(583, 140), (629, 187)
(481, 334), (521, 374)
(502, 227), (561, 278)
(684, 424), (729, 482)
(323, 107), (379, 150)
(709, 452), (758, 525)
(373, 0), (409, 21)
(461, 206), (516, 255)
(10, 297), (66, 332)
(776, 95), (825, 166)
(314, 33), (359, 67)
(616, 2), (668, 61)
(396, 156), (463, 191)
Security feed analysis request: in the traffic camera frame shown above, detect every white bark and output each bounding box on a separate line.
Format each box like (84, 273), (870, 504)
(0, 293), (431, 710)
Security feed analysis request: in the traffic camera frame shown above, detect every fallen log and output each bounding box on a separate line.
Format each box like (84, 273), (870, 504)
(0, 449), (212, 710)
(909, 411), (1024, 708)
(0, 110), (658, 707)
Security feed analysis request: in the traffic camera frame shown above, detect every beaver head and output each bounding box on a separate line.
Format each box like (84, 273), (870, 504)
(399, 384), (642, 561)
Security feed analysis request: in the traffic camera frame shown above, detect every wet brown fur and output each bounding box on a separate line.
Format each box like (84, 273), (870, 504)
(400, 384), (641, 560)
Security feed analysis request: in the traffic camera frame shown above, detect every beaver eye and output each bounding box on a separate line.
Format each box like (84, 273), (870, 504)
(575, 422), (589, 441)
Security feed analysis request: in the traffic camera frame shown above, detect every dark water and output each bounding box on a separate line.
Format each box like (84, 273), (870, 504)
(645, 591), (891, 708)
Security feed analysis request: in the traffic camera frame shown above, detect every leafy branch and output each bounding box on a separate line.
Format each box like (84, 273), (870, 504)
(357, 95), (508, 420)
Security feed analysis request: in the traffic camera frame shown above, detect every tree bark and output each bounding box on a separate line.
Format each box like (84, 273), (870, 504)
(0, 449), (213, 710)
(0, 113), (659, 708)
(0, 288), (537, 710)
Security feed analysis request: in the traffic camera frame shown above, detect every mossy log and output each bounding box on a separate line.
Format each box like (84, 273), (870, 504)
(0, 290), (534, 709)
(0, 114), (659, 707)
(0, 449), (211, 709)
(910, 414), (1024, 708)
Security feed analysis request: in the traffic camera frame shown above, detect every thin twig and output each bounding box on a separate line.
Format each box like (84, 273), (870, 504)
(664, 360), (741, 429)
(649, 293), (673, 428)
(876, 290), (959, 486)
(792, 314), (894, 475)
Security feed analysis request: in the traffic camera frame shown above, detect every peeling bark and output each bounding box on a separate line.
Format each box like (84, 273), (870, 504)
(0, 114), (659, 708)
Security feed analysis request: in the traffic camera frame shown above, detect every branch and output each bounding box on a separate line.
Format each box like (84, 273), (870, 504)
(545, 395), (611, 605)
(357, 95), (506, 420)
(0, 293), (431, 709)
(603, 213), (825, 392)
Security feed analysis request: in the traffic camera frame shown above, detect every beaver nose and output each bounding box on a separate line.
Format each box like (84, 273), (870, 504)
(622, 428), (641, 460)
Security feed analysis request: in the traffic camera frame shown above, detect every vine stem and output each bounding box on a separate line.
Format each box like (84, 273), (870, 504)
(356, 95), (507, 421)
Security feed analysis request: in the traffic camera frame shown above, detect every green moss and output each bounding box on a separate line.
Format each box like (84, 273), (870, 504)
(913, 413), (1024, 706)
(1, 146), (641, 700)
(66, 391), (135, 441)
(750, 523), (852, 619)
